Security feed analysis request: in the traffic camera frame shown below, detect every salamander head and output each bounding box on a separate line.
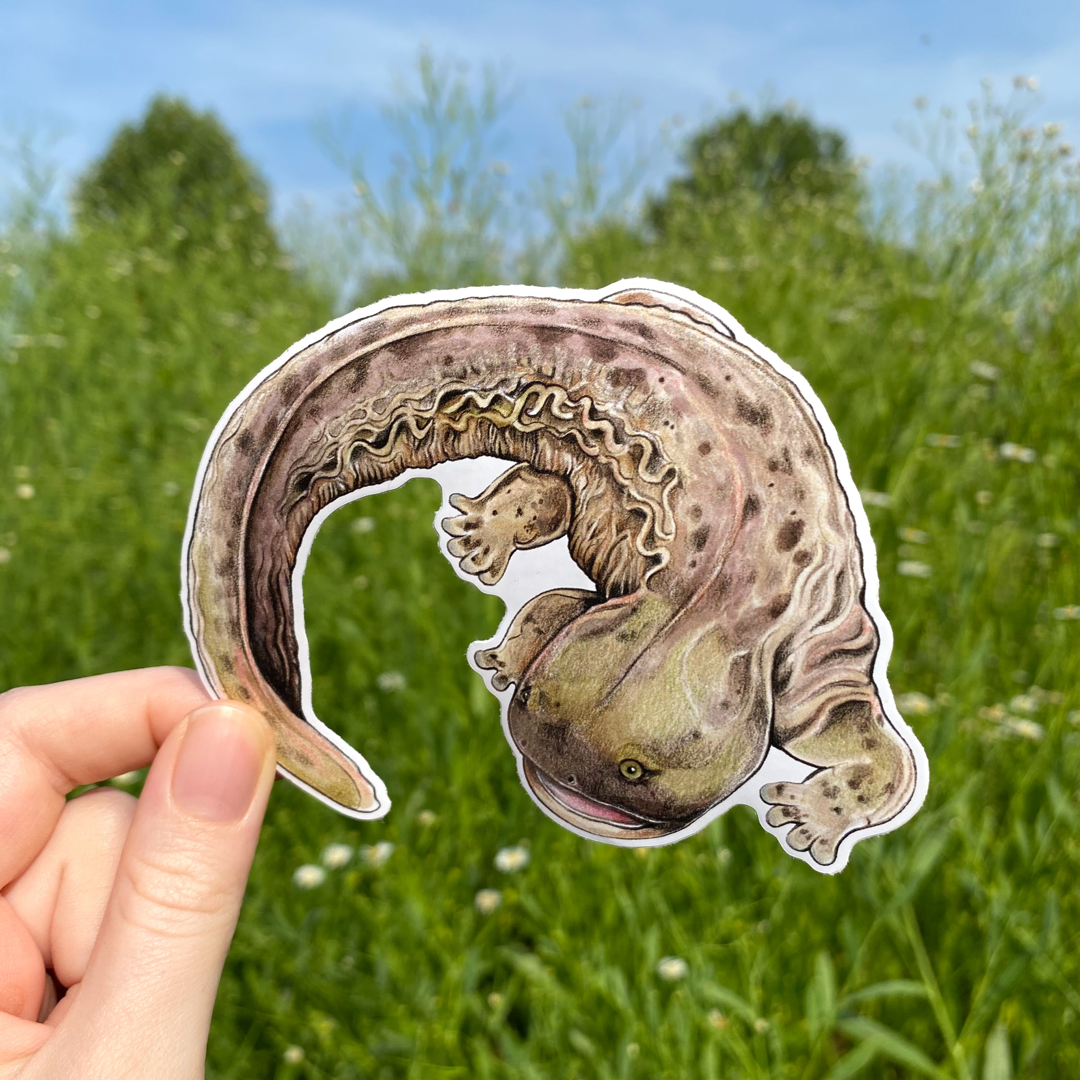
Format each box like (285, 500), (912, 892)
(507, 597), (764, 841)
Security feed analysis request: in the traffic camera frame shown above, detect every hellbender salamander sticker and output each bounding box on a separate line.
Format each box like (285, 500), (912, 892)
(182, 280), (928, 872)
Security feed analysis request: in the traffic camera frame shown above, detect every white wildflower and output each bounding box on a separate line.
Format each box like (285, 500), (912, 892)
(926, 433), (961, 448)
(1036, 533), (1059, 548)
(283, 1045), (305, 1064)
(1044, 122), (1061, 137)
(1052, 605), (1079, 621)
(416, 809), (437, 826)
(897, 691), (936, 716)
(708, 1009), (729, 1031)
(914, 96), (928, 110)
(860, 490), (892, 508)
(968, 177), (985, 194)
(321, 843), (354, 869)
(1002, 718), (1044, 741)
(15, 484), (34, 500)
(754, 1017), (771, 1033)
(352, 574), (369, 589)
(475, 888), (502, 914)
(494, 845), (530, 873)
(361, 841), (394, 867)
(969, 360), (999, 380)
(898, 560), (932, 578)
(656, 956), (688, 981)
(1009, 694), (1039, 715)
(168, 149), (187, 166)
(162, 481), (180, 497)
(976, 490), (994, 506)
(488, 991), (504, 1008)
(999, 442), (1038, 463)
(0, 548), (10, 565)
(377, 670), (406, 692)
(1026, 76), (1039, 90)
(351, 516), (376, 534)
(292, 864), (326, 889)
(899, 527), (930, 545)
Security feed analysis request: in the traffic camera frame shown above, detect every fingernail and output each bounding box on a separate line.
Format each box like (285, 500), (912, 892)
(172, 705), (267, 822)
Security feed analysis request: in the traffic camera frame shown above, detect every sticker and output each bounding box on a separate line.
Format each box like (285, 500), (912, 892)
(182, 280), (928, 871)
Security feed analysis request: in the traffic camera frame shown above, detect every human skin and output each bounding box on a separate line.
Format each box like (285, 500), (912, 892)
(0, 668), (275, 1079)
(187, 283), (918, 864)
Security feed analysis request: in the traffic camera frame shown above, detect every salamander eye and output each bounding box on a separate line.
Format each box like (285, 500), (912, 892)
(619, 759), (647, 781)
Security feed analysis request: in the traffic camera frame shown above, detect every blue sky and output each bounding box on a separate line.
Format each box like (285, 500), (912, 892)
(2, 0), (1077, 216)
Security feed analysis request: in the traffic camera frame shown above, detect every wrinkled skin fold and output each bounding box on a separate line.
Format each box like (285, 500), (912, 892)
(184, 282), (922, 866)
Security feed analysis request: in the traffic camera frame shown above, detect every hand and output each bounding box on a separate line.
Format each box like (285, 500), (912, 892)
(0, 667), (276, 1078)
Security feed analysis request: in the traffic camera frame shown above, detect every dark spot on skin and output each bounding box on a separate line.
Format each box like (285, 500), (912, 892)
(776, 519), (805, 551)
(847, 777), (862, 790)
(698, 441), (712, 456)
(235, 685), (251, 701)
(862, 738), (878, 750)
(775, 784), (786, 794)
(695, 371), (719, 397)
(768, 593), (792, 618)
(591, 338), (619, 362)
(724, 374), (732, 382)
(279, 375), (302, 400)
(715, 573), (732, 599)
(823, 785), (838, 798)
(802, 445), (816, 462)
(632, 321), (655, 340)
(690, 525), (711, 551)
(294, 472), (313, 495)
(735, 394), (773, 431)
(793, 549), (812, 568)
(530, 325), (566, 349)
(689, 559), (697, 568)
(616, 627), (640, 643)
(883, 781), (896, 795)
(832, 807), (842, 815)
(607, 365), (646, 391)
(794, 484), (806, 501)
(743, 494), (760, 519)
(782, 806), (798, 819)
(236, 430), (255, 455)
(857, 795), (867, 803)
(690, 504), (703, 521)
(231, 507), (243, 529)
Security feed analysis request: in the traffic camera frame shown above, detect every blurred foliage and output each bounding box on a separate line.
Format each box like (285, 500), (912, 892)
(646, 104), (861, 236)
(1, 66), (1077, 1080)
(73, 95), (283, 266)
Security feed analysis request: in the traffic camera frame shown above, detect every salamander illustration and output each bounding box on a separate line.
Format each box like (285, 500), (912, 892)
(183, 280), (925, 867)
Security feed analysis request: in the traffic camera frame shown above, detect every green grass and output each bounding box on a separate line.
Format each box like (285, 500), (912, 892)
(0, 81), (1077, 1079)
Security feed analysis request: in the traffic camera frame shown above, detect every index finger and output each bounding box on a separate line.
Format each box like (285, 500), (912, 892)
(0, 667), (211, 886)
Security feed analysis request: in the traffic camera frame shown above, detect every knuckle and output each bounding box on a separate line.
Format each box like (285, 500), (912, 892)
(119, 843), (236, 938)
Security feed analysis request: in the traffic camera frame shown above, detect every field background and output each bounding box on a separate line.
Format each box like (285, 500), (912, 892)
(1, 63), (1077, 1079)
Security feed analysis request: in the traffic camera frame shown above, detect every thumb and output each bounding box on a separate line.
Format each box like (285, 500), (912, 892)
(39, 702), (276, 1079)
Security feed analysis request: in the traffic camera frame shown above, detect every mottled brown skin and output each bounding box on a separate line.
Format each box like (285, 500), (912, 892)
(186, 286), (916, 864)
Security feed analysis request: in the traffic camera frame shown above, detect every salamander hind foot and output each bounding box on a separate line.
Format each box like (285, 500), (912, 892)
(442, 463), (572, 585)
